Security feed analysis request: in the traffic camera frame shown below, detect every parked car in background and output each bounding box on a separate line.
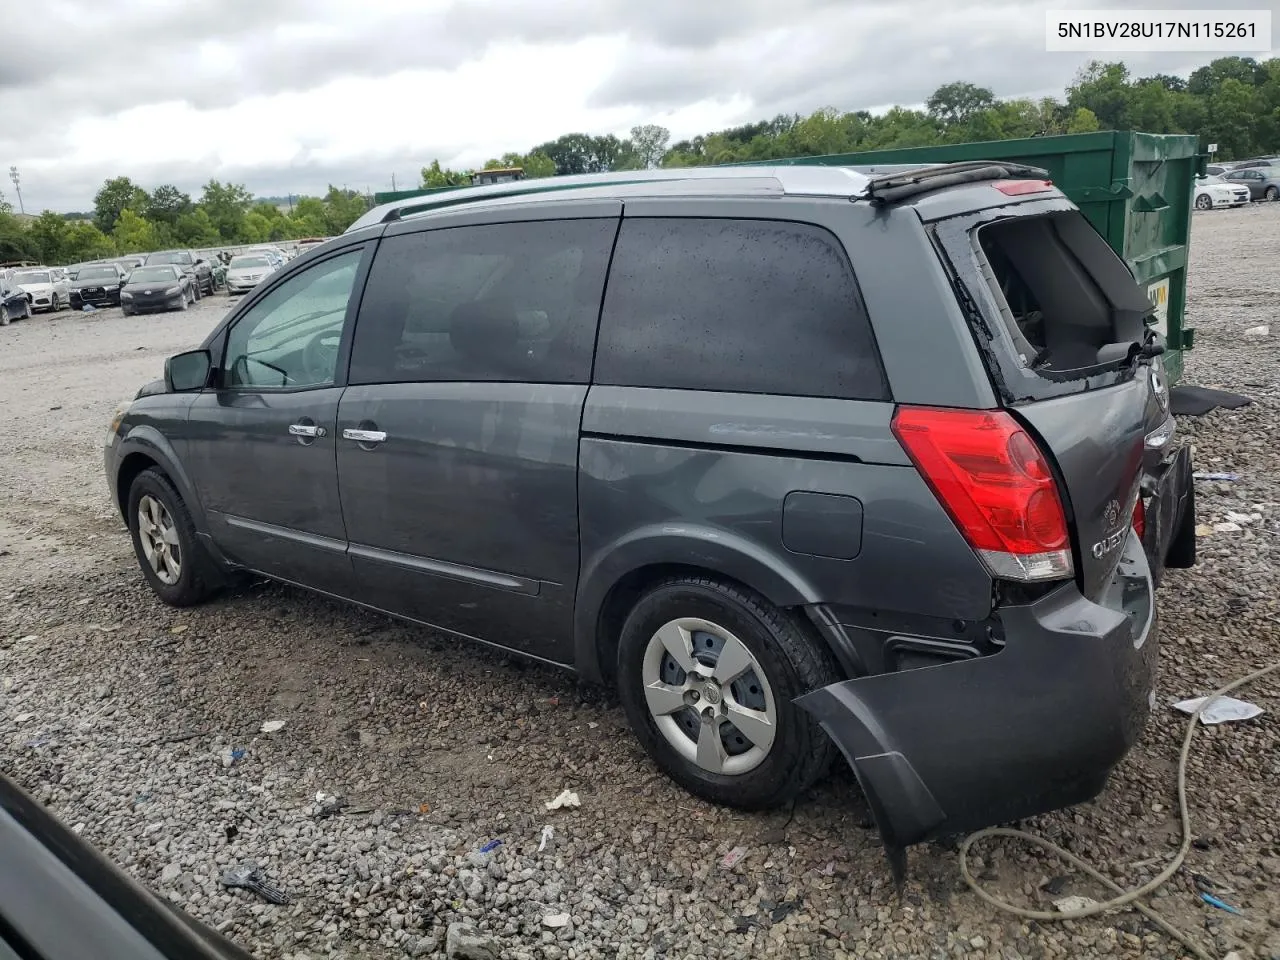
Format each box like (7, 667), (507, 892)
(107, 164), (1194, 857)
(143, 250), (213, 296)
(119, 264), (196, 315)
(10, 268), (71, 312)
(1228, 156), (1280, 171)
(295, 237), (331, 256)
(1205, 164), (1234, 177)
(1222, 167), (1280, 201)
(224, 254), (277, 294)
(0, 276), (32, 324)
(115, 255), (146, 272)
(246, 245), (288, 267)
(69, 263), (126, 308)
(1194, 174), (1251, 210)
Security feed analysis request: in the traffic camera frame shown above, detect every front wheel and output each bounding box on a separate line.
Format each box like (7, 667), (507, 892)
(127, 468), (217, 606)
(1267, 186), (1279, 202)
(616, 576), (841, 810)
(1194, 193), (1212, 210)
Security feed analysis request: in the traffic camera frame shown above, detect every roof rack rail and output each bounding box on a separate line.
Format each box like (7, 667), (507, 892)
(863, 161), (1050, 206)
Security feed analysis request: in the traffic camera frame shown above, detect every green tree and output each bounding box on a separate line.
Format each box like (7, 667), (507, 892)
(93, 176), (150, 234)
(421, 159), (469, 188)
(320, 186), (369, 234)
(927, 81), (997, 126)
(146, 185), (192, 226)
(628, 124), (671, 168)
(0, 210), (39, 261)
(239, 210), (273, 244)
(199, 180), (254, 241)
(1066, 107), (1101, 133)
(174, 208), (221, 247)
(111, 208), (159, 252)
(27, 211), (71, 263)
(62, 222), (116, 262)
(1066, 61), (1131, 129)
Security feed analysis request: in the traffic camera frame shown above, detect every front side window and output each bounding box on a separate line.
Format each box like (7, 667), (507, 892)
(223, 250), (362, 389)
(594, 218), (887, 400)
(349, 218), (616, 385)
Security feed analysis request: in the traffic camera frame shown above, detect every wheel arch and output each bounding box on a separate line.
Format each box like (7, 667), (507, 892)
(574, 525), (830, 687)
(112, 428), (207, 532)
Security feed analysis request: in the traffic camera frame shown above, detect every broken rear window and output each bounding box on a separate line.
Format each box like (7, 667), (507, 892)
(972, 212), (1152, 377)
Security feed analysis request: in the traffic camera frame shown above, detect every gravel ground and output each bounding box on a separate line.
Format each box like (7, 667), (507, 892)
(1, 212), (1278, 960)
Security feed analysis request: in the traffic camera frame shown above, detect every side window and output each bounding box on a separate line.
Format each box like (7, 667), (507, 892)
(223, 250), (362, 389)
(595, 218), (888, 400)
(348, 218), (616, 385)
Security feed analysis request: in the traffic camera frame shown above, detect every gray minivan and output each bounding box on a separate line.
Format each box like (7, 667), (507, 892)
(105, 163), (1195, 862)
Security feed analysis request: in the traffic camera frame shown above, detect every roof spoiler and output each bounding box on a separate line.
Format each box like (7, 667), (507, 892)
(862, 161), (1051, 207)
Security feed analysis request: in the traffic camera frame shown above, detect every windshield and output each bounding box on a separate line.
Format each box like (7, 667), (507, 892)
(77, 266), (119, 280)
(13, 271), (50, 284)
(146, 252), (192, 266)
(128, 266), (181, 284)
(231, 256), (270, 269)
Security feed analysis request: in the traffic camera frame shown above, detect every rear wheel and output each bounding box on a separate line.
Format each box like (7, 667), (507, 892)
(1267, 186), (1279, 202)
(616, 576), (841, 810)
(1194, 193), (1212, 210)
(127, 468), (218, 606)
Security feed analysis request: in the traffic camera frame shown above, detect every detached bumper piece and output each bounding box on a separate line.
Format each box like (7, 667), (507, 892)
(1143, 442), (1195, 579)
(797, 532), (1157, 885)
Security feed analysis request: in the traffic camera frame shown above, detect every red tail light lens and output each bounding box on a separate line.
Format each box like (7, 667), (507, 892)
(1132, 498), (1146, 540)
(891, 406), (1073, 582)
(993, 179), (1054, 196)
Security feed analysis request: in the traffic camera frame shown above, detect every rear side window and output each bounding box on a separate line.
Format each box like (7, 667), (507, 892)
(349, 219), (616, 385)
(594, 218), (887, 400)
(973, 212), (1152, 375)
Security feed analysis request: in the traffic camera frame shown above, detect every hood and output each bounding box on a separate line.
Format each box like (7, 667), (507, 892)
(15, 281), (52, 293)
(123, 279), (183, 292)
(72, 276), (120, 289)
(227, 267), (267, 279)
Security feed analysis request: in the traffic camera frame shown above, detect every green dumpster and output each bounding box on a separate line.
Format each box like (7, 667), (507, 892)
(733, 131), (1204, 382)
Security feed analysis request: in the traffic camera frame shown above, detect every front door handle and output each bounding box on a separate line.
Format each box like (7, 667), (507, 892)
(289, 423), (326, 438)
(343, 428), (387, 444)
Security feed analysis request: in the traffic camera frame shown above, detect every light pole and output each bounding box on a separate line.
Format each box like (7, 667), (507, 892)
(8, 166), (23, 215)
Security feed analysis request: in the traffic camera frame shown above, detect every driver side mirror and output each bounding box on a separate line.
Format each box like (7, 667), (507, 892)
(165, 349), (212, 392)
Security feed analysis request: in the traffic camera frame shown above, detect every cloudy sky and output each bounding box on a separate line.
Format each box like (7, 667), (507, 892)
(4, 0), (1276, 212)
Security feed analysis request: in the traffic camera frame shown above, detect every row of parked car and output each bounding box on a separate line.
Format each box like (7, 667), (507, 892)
(1195, 155), (1280, 210)
(0, 246), (294, 324)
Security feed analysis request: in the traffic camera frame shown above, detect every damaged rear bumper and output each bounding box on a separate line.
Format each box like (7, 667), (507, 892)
(797, 530), (1158, 850)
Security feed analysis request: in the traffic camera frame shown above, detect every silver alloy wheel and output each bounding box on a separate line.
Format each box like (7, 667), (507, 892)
(137, 494), (182, 585)
(641, 617), (777, 775)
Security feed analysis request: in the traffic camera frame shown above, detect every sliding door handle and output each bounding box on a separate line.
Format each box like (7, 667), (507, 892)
(342, 428), (387, 444)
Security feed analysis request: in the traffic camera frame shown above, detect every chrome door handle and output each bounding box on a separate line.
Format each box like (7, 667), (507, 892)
(343, 428), (387, 443)
(289, 423), (326, 438)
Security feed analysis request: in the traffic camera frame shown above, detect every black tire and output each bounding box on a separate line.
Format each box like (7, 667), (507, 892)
(1194, 194), (1212, 210)
(616, 576), (841, 810)
(1267, 186), (1279, 202)
(191, 281), (201, 302)
(121, 304), (134, 316)
(127, 468), (218, 607)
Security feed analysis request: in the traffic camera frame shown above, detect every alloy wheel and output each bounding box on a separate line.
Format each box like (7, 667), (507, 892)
(137, 494), (182, 585)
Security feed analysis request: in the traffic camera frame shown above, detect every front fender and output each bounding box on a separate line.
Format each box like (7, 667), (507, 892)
(573, 522), (822, 684)
(112, 421), (206, 532)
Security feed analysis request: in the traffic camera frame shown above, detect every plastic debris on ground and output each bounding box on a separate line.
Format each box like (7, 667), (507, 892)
(721, 845), (750, 869)
(542, 912), (571, 929)
(1212, 521), (1242, 533)
(1224, 510), (1261, 524)
(259, 719), (286, 734)
(81, 304), (95, 313)
(1200, 892), (1243, 915)
(220, 863), (292, 904)
(1243, 324), (1269, 338)
(538, 825), (554, 852)
(1173, 696), (1265, 725)
(1192, 472), (1240, 482)
(478, 839), (503, 854)
(14, 713), (34, 723)
(1053, 895), (1100, 912)
(313, 792), (348, 818)
(544, 789), (580, 811)
(220, 746), (246, 768)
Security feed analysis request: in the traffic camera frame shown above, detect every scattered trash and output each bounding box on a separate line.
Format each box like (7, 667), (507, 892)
(478, 839), (503, 854)
(1224, 510), (1260, 524)
(25, 736), (49, 748)
(170, 625), (187, 634)
(224, 824), (238, 842)
(1173, 696), (1264, 725)
(1041, 875), (1070, 895)
(538, 825), (554, 852)
(1243, 324), (1269, 338)
(313, 792), (348, 818)
(542, 912), (571, 929)
(1191, 872), (1236, 895)
(418, 802), (431, 814)
(544, 789), (580, 811)
(1200, 892), (1243, 915)
(221, 747), (246, 768)
(1054, 895), (1100, 912)
(221, 863), (292, 904)
(721, 845), (750, 869)
(1212, 521), (1242, 533)
(14, 712), (34, 723)
(259, 719), (286, 734)
(81, 304), (96, 313)
(1195, 523), (1214, 537)
(818, 861), (836, 876)
(1193, 472), (1240, 482)
(769, 899), (801, 923)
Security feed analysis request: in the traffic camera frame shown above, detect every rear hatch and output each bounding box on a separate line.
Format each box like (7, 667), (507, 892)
(930, 195), (1168, 600)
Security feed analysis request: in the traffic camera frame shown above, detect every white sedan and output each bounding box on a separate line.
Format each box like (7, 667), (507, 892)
(224, 254), (278, 295)
(1194, 175), (1250, 210)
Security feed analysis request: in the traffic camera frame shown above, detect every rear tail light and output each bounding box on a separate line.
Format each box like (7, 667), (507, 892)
(892, 406), (1073, 582)
(992, 179), (1054, 196)
(1132, 498), (1146, 540)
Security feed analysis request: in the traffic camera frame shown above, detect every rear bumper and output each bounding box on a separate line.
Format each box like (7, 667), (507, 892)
(799, 528), (1158, 850)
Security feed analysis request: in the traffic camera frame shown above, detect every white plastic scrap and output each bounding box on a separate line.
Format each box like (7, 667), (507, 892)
(259, 719), (287, 734)
(538, 825), (554, 852)
(721, 845), (750, 869)
(1173, 696), (1264, 725)
(1212, 521), (1242, 533)
(544, 789), (580, 811)
(1053, 895), (1100, 913)
(1243, 324), (1269, 338)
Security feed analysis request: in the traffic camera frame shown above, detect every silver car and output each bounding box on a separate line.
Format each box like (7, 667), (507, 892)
(224, 254), (277, 295)
(10, 268), (72, 313)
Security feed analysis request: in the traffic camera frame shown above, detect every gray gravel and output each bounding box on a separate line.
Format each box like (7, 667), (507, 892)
(1, 213), (1278, 960)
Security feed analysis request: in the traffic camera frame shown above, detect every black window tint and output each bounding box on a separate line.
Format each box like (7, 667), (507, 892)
(349, 219), (617, 385)
(595, 218), (886, 400)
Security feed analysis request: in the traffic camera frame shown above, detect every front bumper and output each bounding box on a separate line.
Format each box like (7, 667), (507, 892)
(70, 287), (120, 307)
(123, 294), (184, 313)
(798, 446), (1194, 855)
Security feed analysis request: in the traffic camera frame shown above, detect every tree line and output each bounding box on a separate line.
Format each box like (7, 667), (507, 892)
(3, 55), (1276, 266)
